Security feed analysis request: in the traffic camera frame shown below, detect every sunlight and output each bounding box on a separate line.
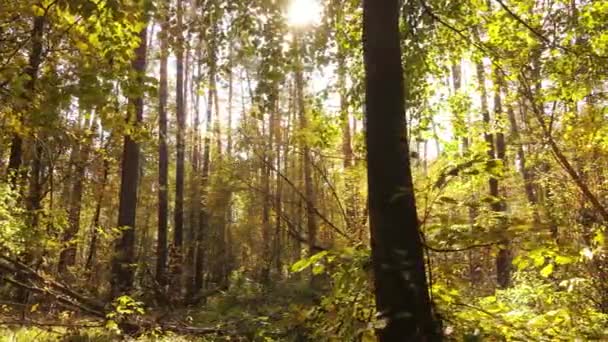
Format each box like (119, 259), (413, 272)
(286, 0), (322, 27)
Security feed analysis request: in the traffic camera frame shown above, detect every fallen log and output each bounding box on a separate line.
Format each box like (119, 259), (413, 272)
(0, 253), (234, 337)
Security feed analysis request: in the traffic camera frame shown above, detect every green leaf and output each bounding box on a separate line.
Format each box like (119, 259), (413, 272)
(291, 251), (329, 273)
(540, 263), (554, 278)
(555, 255), (573, 265)
(312, 264), (325, 275)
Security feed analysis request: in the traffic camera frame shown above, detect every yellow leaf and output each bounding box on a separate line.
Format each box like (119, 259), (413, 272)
(540, 263), (554, 278)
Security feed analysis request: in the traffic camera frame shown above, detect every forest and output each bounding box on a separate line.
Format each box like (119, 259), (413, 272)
(1, 0), (607, 340)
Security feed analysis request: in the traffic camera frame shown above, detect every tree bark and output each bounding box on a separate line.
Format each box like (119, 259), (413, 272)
(156, 0), (169, 288)
(193, 39), (216, 294)
(85, 152), (109, 273)
(111, 24), (148, 297)
(173, 0), (186, 289)
(6, 15), (45, 185)
(492, 71), (510, 289)
(58, 118), (94, 274)
(363, 1), (439, 339)
(294, 37), (318, 260)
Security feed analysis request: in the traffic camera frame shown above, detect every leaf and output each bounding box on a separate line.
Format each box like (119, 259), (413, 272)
(312, 263), (325, 275)
(533, 254), (545, 267)
(540, 263), (554, 278)
(555, 255), (573, 265)
(105, 320), (119, 332)
(291, 251), (328, 273)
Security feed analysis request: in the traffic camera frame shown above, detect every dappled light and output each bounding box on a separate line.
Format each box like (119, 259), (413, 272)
(1, 0), (608, 341)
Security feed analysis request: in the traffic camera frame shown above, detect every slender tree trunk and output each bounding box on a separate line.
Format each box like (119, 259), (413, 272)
(226, 47), (234, 156)
(338, 55), (353, 168)
(85, 154), (109, 272)
(156, 1), (169, 288)
(193, 44), (215, 294)
(452, 62), (469, 153)
(58, 118), (94, 274)
(111, 24), (148, 297)
(294, 37), (317, 260)
(6, 16), (45, 184)
(213, 82), (222, 157)
(363, 1), (439, 340)
(492, 71), (510, 288)
(172, 0), (186, 292)
(273, 96), (283, 276)
(507, 103), (536, 206)
(260, 96), (275, 283)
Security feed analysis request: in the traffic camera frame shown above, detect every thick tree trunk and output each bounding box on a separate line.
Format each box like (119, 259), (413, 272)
(111, 24), (147, 297)
(362, 1), (439, 339)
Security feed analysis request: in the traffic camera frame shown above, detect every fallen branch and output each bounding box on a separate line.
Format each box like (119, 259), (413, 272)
(0, 319), (103, 329)
(0, 255), (104, 312)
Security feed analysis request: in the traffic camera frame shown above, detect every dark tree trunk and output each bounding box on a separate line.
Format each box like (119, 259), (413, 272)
(362, 1), (439, 340)
(273, 97), (283, 276)
(111, 24), (147, 297)
(157, 1), (169, 287)
(173, 0), (186, 285)
(85, 154), (109, 272)
(6, 16), (45, 184)
(492, 71), (510, 289)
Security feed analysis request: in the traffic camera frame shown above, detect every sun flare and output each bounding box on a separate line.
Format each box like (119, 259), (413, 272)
(287, 0), (322, 27)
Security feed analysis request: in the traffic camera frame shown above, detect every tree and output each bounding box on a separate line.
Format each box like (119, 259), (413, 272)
(111, 23), (148, 297)
(173, 0), (186, 289)
(362, 0), (439, 339)
(156, 0), (169, 288)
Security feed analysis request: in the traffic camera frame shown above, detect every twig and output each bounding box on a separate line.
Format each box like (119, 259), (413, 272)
(424, 241), (500, 253)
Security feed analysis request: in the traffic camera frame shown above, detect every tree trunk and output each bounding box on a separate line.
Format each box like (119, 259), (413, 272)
(156, 0), (169, 288)
(294, 37), (317, 260)
(363, 1), (439, 339)
(110, 24), (147, 297)
(452, 62), (469, 153)
(492, 71), (510, 289)
(173, 0), (186, 291)
(58, 118), (94, 274)
(260, 95), (275, 283)
(6, 15), (45, 184)
(193, 43), (215, 294)
(85, 152), (109, 273)
(273, 96), (283, 276)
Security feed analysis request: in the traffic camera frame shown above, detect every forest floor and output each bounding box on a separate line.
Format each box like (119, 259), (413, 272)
(0, 277), (321, 342)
